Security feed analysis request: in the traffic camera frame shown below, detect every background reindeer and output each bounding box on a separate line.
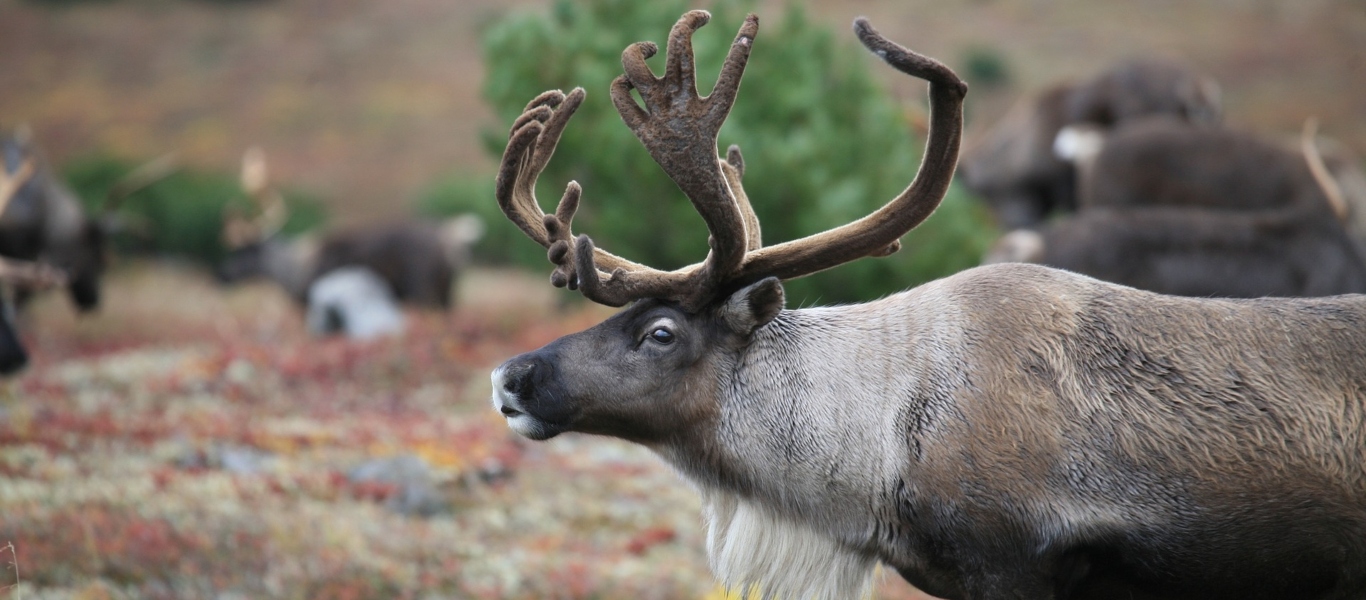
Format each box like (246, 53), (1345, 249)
(0, 128), (175, 313)
(958, 60), (1222, 229)
(490, 11), (1366, 600)
(1064, 117), (1366, 241)
(986, 117), (1366, 296)
(0, 128), (106, 311)
(217, 147), (484, 309)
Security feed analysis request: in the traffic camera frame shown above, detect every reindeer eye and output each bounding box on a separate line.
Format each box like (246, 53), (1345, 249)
(648, 328), (675, 345)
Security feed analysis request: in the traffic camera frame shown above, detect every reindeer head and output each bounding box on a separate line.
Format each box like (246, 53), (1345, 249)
(490, 12), (966, 444)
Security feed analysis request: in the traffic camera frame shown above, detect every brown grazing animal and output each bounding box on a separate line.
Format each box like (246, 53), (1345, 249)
(0, 129), (174, 312)
(958, 60), (1221, 228)
(984, 205), (1366, 297)
(216, 148), (483, 308)
(487, 11), (1366, 600)
(1069, 117), (1353, 219)
(1, 129), (105, 311)
(987, 118), (1366, 297)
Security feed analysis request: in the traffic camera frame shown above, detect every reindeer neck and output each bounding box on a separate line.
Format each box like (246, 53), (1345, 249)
(659, 285), (967, 525)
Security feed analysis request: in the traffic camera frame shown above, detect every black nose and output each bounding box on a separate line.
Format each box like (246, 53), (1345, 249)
(502, 360), (536, 396)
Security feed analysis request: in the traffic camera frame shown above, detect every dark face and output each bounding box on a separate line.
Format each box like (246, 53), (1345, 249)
(216, 242), (267, 284)
(491, 278), (784, 444)
(0, 299), (28, 376)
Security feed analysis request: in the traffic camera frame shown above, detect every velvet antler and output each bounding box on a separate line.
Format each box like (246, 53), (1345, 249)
(495, 12), (966, 310)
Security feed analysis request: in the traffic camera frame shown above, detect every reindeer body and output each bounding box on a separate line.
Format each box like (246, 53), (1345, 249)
(988, 119), (1366, 297)
(312, 220), (478, 308)
(219, 219), (480, 308)
(500, 261), (1366, 599)
(646, 262), (1365, 599)
(0, 135), (105, 311)
(985, 205), (1366, 297)
(959, 61), (1221, 229)
(1077, 118), (1343, 216)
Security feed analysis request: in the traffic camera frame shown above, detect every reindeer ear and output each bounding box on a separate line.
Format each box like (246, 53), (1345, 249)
(718, 277), (784, 335)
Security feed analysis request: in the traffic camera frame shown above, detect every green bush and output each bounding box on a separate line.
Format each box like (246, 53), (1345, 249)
(418, 172), (547, 268)
(63, 153), (326, 263)
(962, 45), (1011, 88)
(433, 0), (996, 304)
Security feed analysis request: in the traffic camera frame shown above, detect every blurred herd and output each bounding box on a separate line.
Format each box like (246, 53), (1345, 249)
(0, 134), (486, 373)
(966, 59), (1366, 297)
(1, 0), (1363, 377)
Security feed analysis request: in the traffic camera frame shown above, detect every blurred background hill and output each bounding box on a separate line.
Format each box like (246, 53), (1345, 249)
(2, 0), (1361, 223)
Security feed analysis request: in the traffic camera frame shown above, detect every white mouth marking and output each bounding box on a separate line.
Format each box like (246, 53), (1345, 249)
(490, 366), (543, 438)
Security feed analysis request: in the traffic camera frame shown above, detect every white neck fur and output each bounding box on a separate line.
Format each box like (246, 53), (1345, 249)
(703, 488), (877, 600)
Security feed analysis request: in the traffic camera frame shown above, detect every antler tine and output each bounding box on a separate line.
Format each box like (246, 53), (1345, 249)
(585, 11), (761, 308)
(0, 159), (35, 218)
(105, 152), (179, 214)
(1301, 117), (1350, 222)
(494, 87), (653, 292)
(728, 17), (966, 286)
(725, 145), (761, 251)
(563, 143), (764, 306)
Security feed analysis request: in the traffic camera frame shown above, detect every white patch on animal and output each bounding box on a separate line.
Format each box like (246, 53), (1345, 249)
(306, 266), (405, 340)
(704, 490), (876, 600)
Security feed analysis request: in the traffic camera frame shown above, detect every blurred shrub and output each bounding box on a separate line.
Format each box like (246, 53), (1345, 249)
(63, 153), (326, 263)
(962, 45), (1011, 88)
(430, 0), (995, 304)
(418, 172), (548, 268)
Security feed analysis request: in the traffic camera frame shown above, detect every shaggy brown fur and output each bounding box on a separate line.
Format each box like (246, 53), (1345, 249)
(1079, 118), (1342, 217)
(959, 61), (1221, 228)
(989, 118), (1366, 297)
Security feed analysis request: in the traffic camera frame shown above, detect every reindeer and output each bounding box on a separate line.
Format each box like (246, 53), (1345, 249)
(987, 118), (1366, 297)
(958, 60), (1221, 229)
(488, 12), (1366, 600)
(217, 148), (484, 309)
(1058, 117), (1353, 219)
(0, 128), (174, 312)
(983, 205), (1366, 297)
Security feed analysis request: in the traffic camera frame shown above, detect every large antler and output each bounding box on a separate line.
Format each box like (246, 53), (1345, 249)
(496, 12), (760, 309)
(726, 19), (966, 287)
(496, 12), (966, 310)
(496, 89), (655, 292)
